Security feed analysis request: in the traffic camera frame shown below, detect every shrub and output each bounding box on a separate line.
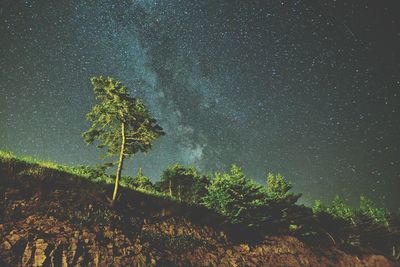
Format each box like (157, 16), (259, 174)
(326, 196), (356, 225)
(123, 168), (154, 191)
(358, 195), (389, 226)
(156, 164), (210, 203)
(201, 165), (267, 224)
(266, 172), (292, 199)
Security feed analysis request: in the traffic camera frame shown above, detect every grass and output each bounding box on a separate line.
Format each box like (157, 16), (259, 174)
(0, 149), (226, 236)
(0, 149), (182, 204)
(0, 150), (87, 177)
(0, 150), (191, 250)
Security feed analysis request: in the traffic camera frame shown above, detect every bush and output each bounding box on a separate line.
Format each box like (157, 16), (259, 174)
(70, 163), (113, 182)
(201, 165), (267, 224)
(326, 196), (356, 225)
(358, 195), (389, 226)
(310, 196), (400, 253)
(155, 164), (210, 203)
(266, 172), (293, 199)
(122, 167), (155, 191)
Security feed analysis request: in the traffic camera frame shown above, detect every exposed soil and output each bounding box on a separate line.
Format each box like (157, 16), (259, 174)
(1, 159), (398, 266)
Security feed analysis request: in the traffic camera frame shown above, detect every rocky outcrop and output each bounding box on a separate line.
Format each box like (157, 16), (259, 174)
(1, 214), (398, 267)
(0, 215), (158, 266)
(1, 159), (398, 266)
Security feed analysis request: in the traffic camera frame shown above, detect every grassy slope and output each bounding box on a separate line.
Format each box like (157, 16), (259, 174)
(0, 150), (223, 226)
(0, 150), (398, 266)
(0, 150), (229, 265)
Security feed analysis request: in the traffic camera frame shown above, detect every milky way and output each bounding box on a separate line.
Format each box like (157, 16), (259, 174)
(1, 0), (399, 209)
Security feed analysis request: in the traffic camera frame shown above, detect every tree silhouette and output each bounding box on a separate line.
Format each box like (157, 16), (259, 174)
(82, 76), (164, 203)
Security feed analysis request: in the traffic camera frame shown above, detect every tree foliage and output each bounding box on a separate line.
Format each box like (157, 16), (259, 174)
(82, 76), (164, 156)
(201, 165), (267, 224)
(310, 196), (399, 254)
(156, 164), (210, 202)
(266, 172), (293, 199)
(82, 76), (164, 202)
(326, 196), (356, 225)
(123, 168), (154, 191)
(358, 195), (389, 226)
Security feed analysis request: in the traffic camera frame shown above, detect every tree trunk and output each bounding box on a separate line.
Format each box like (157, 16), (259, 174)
(169, 179), (172, 197)
(112, 122), (126, 204)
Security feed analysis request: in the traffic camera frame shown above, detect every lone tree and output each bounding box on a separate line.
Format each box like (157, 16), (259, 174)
(83, 76), (164, 203)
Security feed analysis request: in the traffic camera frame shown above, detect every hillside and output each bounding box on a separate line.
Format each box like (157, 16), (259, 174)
(0, 152), (398, 266)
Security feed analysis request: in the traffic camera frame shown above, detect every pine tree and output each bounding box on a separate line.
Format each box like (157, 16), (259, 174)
(359, 195), (389, 226)
(202, 164), (266, 224)
(266, 172), (293, 199)
(156, 164), (210, 203)
(82, 76), (164, 203)
(132, 167), (154, 191)
(327, 195), (356, 225)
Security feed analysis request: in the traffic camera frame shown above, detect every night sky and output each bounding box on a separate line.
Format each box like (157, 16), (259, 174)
(1, 0), (399, 210)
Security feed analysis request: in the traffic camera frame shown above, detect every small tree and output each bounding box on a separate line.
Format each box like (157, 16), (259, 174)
(156, 164), (209, 202)
(355, 196), (392, 251)
(191, 173), (211, 203)
(131, 168), (154, 191)
(266, 172), (292, 199)
(359, 196), (389, 226)
(83, 76), (164, 203)
(202, 164), (267, 224)
(312, 199), (325, 214)
(327, 196), (356, 225)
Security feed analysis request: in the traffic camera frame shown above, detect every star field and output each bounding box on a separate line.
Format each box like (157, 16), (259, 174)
(1, 0), (399, 210)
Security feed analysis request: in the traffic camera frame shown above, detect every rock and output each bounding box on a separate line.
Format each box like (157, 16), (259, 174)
(67, 241), (78, 264)
(22, 242), (33, 266)
(134, 243), (142, 254)
(62, 250), (68, 266)
(92, 250), (100, 267)
(107, 243), (114, 256)
(1, 240), (12, 250)
(133, 254), (147, 267)
(7, 233), (22, 246)
(362, 255), (394, 267)
(150, 257), (157, 266)
(34, 239), (48, 266)
(82, 230), (89, 239)
(220, 255), (238, 267)
(1, 172), (398, 267)
(70, 241), (78, 251)
(73, 231), (80, 238)
(75, 254), (85, 265)
(239, 244), (250, 252)
(104, 228), (114, 239)
(47, 245), (62, 267)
